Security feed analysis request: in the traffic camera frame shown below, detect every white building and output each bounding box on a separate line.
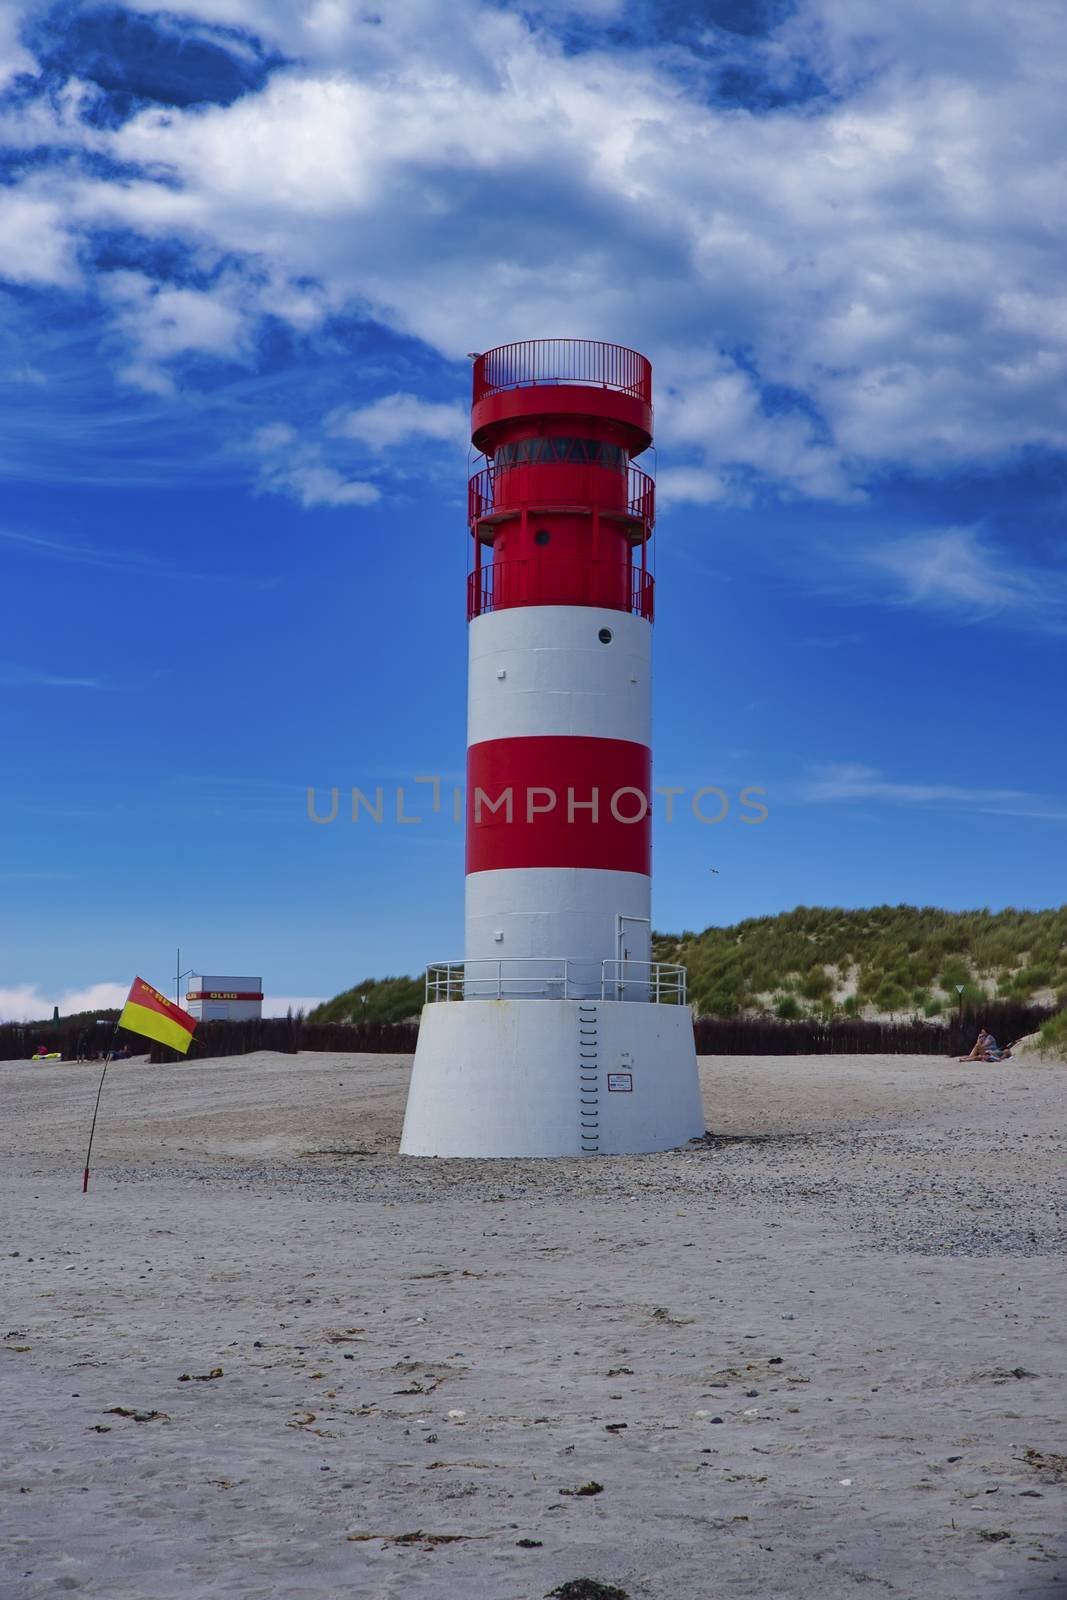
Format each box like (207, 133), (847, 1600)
(185, 976), (263, 1023)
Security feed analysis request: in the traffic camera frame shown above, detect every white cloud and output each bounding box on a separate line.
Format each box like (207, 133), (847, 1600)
(865, 528), (1028, 610)
(0, 986), (51, 1023)
(118, 0), (535, 74)
(101, 271), (252, 393)
(0, 188), (79, 287)
(0, 0), (36, 92)
(0, 72), (104, 149)
(0, 981), (128, 1022)
(251, 393), (467, 508)
(0, 525), (223, 579)
(251, 422), (296, 452)
(856, 526), (1066, 629)
(61, 981), (131, 1013)
(328, 393), (467, 452)
(0, 663), (104, 687)
(798, 764), (1067, 822)
(801, 764), (1029, 808)
(0, 982), (326, 1023)
(655, 355), (861, 502)
(250, 421), (380, 509)
(655, 466), (730, 507)
(4, 0), (1067, 501)
(272, 464), (380, 508)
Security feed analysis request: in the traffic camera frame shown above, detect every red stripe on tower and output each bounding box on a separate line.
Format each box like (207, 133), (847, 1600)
(466, 736), (651, 874)
(185, 991), (264, 1002)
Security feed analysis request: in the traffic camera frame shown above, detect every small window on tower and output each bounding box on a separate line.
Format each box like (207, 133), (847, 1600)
(598, 627), (613, 644)
(533, 529), (551, 546)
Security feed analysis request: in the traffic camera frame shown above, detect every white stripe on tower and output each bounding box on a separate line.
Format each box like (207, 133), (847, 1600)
(465, 604), (652, 993)
(468, 605), (651, 744)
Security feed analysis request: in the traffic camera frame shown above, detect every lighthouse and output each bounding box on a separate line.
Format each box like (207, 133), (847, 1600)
(400, 339), (703, 1158)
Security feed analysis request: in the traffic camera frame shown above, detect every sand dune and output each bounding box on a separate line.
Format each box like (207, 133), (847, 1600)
(3, 1050), (1064, 1599)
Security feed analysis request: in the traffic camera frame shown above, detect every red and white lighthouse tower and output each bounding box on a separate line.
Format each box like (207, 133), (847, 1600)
(400, 339), (703, 1157)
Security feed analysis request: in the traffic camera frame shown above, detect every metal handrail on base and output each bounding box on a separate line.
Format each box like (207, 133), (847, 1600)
(424, 958), (687, 1005)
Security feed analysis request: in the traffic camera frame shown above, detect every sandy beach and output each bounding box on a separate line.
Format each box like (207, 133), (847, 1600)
(3, 1048), (1064, 1600)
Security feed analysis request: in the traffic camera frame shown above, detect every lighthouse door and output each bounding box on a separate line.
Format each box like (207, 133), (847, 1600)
(615, 914), (651, 1000)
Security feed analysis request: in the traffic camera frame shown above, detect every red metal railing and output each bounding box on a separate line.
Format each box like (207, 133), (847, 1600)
(467, 560), (654, 621)
(473, 340), (652, 406)
(468, 461), (656, 538)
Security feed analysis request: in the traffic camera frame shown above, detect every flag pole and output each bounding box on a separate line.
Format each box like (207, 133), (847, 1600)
(82, 1019), (120, 1193)
(81, 980), (196, 1190)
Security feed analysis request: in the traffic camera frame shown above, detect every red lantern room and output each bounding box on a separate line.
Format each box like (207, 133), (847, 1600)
(467, 339), (655, 621)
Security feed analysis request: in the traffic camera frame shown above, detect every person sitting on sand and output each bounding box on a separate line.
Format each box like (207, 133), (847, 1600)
(959, 1028), (1014, 1063)
(985, 1034), (1016, 1061)
(960, 1028), (993, 1062)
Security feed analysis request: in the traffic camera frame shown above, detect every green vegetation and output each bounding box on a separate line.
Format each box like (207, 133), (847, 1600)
(652, 904), (1067, 1020)
(310, 906), (1066, 1027)
(307, 975), (423, 1025)
(1038, 1007), (1067, 1058)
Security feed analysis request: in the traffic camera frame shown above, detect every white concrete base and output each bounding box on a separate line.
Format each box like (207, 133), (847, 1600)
(399, 998), (704, 1158)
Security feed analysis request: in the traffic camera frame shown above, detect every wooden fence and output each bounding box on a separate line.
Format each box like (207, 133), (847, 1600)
(0, 999), (1050, 1063)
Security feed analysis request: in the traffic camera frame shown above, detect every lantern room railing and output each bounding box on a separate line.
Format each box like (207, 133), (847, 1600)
(473, 340), (652, 406)
(468, 560), (654, 621)
(468, 461), (655, 540)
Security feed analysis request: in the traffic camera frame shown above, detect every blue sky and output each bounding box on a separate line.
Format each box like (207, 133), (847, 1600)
(1, 0), (1065, 1019)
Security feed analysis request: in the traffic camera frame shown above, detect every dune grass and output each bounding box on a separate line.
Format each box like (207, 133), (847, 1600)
(307, 906), (1066, 1025)
(307, 975), (424, 1025)
(1037, 1008), (1067, 1058)
(652, 904), (1067, 1020)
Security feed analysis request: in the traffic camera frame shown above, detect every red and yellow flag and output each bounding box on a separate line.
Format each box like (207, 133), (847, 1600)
(119, 977), (197, 1055)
